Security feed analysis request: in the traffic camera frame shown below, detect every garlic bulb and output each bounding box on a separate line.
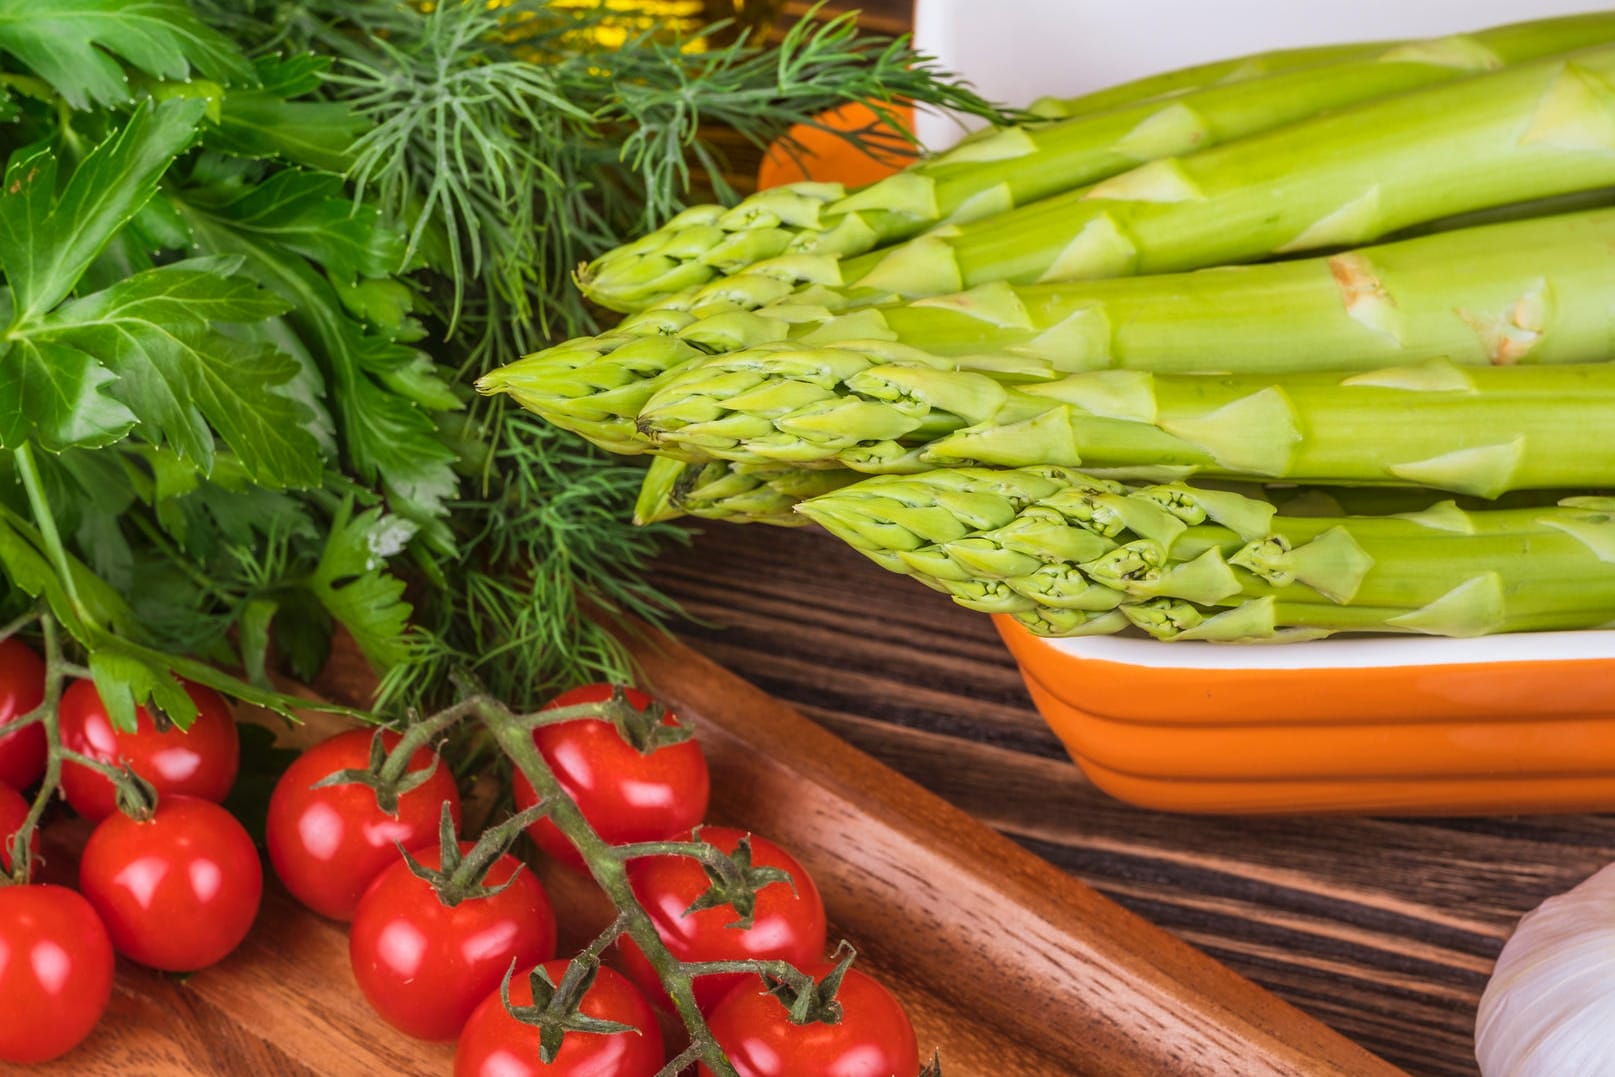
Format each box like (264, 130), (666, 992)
(1476, 861), (1615, 1076)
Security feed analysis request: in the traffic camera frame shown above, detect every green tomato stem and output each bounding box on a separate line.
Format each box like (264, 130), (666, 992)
(680, 957), (817, 995)
(6, 612), (66, 885)
(443, 801), (553, 894)
(373, 697), (479, 787)
(474, 695), (743, 1077)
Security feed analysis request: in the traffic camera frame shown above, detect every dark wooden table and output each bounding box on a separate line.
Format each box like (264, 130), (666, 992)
(648, 521), (1615, 1077)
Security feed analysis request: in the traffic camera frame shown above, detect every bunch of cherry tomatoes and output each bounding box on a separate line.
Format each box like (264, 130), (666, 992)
(0, 637), (260, 1064)
(0, 643), (925, 1075)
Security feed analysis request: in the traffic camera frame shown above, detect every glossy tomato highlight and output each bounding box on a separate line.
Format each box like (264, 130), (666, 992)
(78, 795), (263, 972)
(699, 961), (921, 1077)
(349, 842), (557, 1041)
(617, 826), (827, 1013)
(455, 959), (663, 1077)
(58, 678), (240, 822)
(513, 684), (709, 870)
(266, 727), (462, 921)
(0, 884), (114, 1064)
(0, 637), (46, 791)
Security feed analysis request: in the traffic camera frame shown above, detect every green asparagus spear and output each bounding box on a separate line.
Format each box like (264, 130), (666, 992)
(1022, 40), (1391, 119)
(640, 348), (1615, 497)
(633, 455), (858, 526)
(644, 203), (1615, 366)
(578, 12), (1615, 313)
(475, 306), (711, 454)
(741, 43), (1615, 307)
(926, 361), (1615, 497)
(796, 466), (1615, 641)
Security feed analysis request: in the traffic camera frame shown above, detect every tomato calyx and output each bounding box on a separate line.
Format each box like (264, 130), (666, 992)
(763, 941), (860, 1026)
(682, 832), (797, 930)
(615, 830), (800, 932)
(529, 683), (693, 756)
(310, 726), (447, 815)
(59, 748), (158, 821)
(921, 1050), (945, 1077)
(497, 954), (639, 1063)
(400, 799), (552, 907)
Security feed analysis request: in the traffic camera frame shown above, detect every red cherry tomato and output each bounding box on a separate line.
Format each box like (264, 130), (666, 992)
(617, 826), (827, 1013)
(266, 727), (462, 921)
(78, 795), (263, 972)
(350, 842), (558, 1041)
(59, 678), (240, 822)
(0, 883), (115, 1064)
(0, 638), (46, 791)
(697, 962), (920, 1077)
(514, 684), (709, 870)
(0, 780), (39, 878)
(454, 958), (664, 1077)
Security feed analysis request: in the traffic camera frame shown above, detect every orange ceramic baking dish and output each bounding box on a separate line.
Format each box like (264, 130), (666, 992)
(766, 110), (1615, 817)
(997, 620), (1615, 814)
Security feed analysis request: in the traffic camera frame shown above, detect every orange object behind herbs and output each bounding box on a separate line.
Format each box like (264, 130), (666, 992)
(757, 101), (915, 190)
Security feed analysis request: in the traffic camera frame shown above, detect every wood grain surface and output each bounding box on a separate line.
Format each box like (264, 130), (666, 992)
(646, 521), (1615, 1077)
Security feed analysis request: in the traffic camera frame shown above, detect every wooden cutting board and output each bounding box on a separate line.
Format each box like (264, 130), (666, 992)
(6, 627), (1406, 1076)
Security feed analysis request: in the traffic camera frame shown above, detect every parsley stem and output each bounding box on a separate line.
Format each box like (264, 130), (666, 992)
(13, 442), (94, 634)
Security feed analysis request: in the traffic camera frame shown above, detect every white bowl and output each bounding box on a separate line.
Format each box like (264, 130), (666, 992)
(912, 0), (1615, 149)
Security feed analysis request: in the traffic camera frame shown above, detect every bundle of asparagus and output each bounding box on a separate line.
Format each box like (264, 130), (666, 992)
(482, 20), (1615, 458)
(577, 11), (1615, 313)
(482, 14), (1615, 640)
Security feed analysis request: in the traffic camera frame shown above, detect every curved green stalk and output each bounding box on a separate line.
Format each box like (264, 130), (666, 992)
(797, 467), (1615, 641)
(1023, 40), (1392, 119)
(635, 342), (1615, 499)
(805, 43), (1615, 306)
(633, 455), (859, 526)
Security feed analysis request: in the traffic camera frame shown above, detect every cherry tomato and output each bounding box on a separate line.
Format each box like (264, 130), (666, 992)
(59, 677), (240, 822)
(78, 795), (263, 972)
(0, 780), (39, 878)
(0, 637), (46, 791)
(617, 826), (827, 1013)
(350, 842), (558, 1041)
(698, 962), (920, 1077)
(0, 883), (115, 1064)
(455, 958), (664, 1077)
(266, 727), (462, 921)
(514, 684), (709, 870)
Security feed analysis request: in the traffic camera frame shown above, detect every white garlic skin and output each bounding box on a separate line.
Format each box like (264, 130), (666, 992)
(1476, 861), (1615, 1076)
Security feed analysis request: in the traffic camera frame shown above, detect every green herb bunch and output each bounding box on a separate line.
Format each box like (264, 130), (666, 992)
(0, 0), (1001, 726)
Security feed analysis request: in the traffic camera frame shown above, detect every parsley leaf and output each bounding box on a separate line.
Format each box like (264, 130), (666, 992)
(0, 96), (205, 324)
(0, 100), (209, 452)
(0, 0), (253, 110)
(0, 338), (134, 452)
(172, 168), (460, 534)
(212, 56), (368, 174)
(306, 500), (413, 672)
(37, 256), (324, 487)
